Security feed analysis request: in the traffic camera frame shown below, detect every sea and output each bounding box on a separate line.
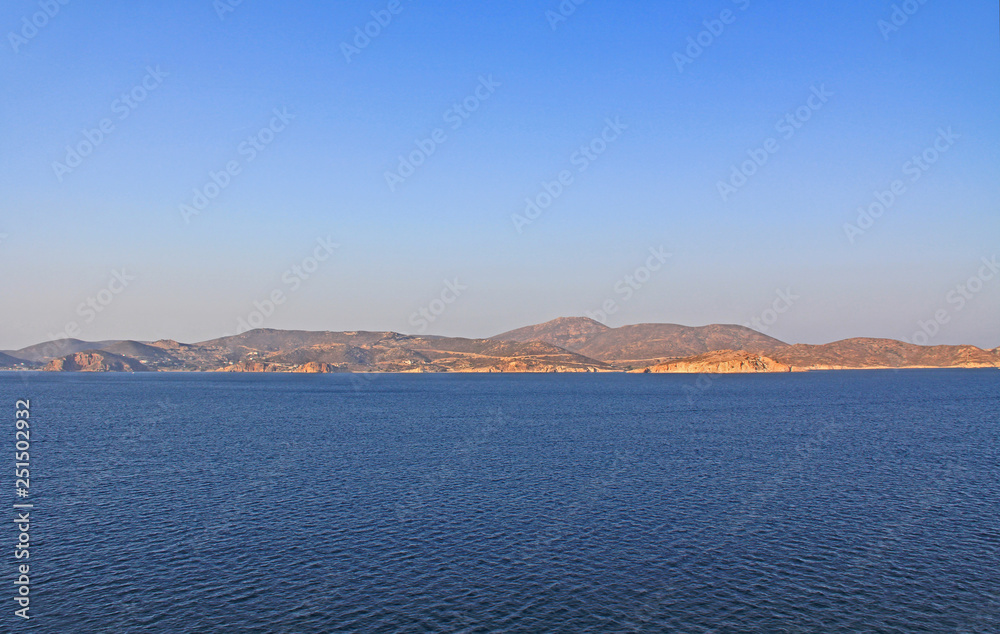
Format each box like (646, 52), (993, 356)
(1, 369), (997, 633)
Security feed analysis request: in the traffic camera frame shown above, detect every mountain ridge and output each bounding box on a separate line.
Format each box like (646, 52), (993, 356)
(2, 318), (997, 373)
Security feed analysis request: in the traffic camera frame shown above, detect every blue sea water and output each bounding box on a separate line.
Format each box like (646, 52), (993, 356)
(1, 370), (998, 633)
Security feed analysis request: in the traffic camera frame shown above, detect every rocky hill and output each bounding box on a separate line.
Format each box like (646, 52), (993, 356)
(0, 351), (37, 369)
(493, 317), (611, 352)
(7, 318), (997, 374)
(638, 350), (792, 374)
(43, 351), (151, 372)
(6, 338), (121, 362)
(770, 338), (1000, 370)
(29, 330), (607, 373)
(631, 340), (1000, 374)
(493, 318), (787, 366)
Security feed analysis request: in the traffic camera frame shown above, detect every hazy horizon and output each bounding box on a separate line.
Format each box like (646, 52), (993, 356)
(2, 1), (998, 350)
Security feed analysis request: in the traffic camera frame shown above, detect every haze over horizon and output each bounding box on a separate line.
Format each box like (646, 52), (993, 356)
(2, 1), (998, 350)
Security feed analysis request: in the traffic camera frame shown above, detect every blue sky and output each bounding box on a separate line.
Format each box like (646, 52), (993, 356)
(1, 0), (998, 349)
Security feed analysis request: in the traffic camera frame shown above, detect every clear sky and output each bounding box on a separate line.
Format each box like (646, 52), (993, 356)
(1, 0), (998, 350)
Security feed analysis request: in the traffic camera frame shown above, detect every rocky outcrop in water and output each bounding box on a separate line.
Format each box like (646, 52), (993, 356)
(639, 350), (791, 374)
(43, 351), (150, 372)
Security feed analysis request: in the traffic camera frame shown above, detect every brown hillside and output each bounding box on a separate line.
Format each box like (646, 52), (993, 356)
(43, 351), (150, 372)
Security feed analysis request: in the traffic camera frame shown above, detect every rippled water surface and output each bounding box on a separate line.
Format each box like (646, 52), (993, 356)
(3, 370), (999, 632)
